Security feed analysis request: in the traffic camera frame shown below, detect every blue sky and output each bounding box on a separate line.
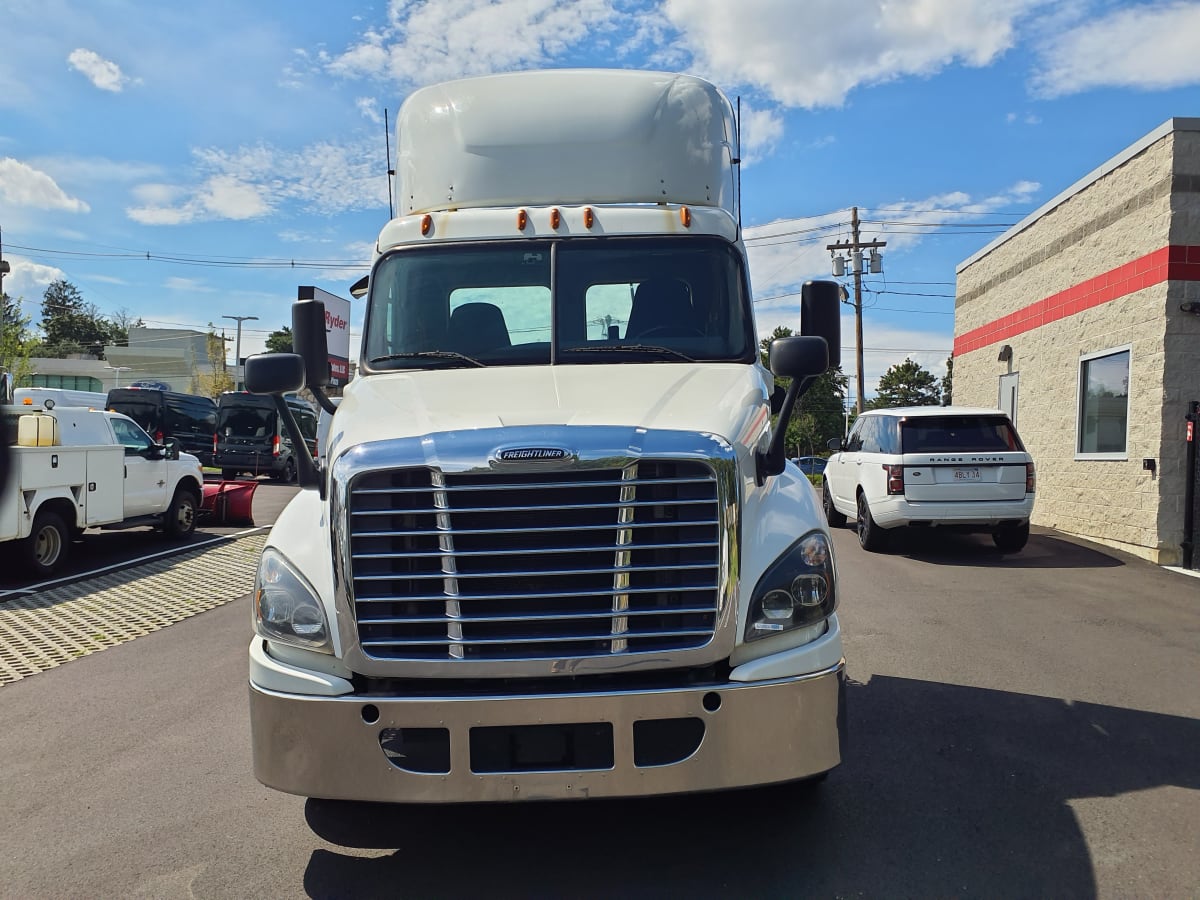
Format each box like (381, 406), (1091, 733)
(1, 0), (1198, 393)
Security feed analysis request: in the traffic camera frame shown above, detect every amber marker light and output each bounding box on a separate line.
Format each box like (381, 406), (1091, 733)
(421, 214), (433, 235)
(680, 206), (692, 227)
(583, 207), (594, 229)
(550, 208), (561, 229)
(517, 209), (528, 230)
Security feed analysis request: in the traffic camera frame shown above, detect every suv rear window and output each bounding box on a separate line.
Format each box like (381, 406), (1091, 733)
(901, 415), (1024, 453)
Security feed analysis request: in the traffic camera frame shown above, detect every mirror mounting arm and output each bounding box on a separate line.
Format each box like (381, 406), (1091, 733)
(272, 396), (325, 499)
(756, 375), (815, 485)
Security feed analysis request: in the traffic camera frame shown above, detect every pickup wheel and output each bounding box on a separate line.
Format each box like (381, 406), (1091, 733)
(22, 510), (70, 576)
(856, 492), (888, 552)
(993, 522), (1030, 553)
(283, 457), (297, 483)
(221, 468), (240, 480)
(163, 487), (198, 539)
(822, 480), (847, 528)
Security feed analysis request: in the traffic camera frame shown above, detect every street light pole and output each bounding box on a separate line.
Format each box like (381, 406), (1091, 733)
(223, 315), (259, 390)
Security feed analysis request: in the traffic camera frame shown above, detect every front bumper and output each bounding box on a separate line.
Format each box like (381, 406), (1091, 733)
(249, 660), (846, 803)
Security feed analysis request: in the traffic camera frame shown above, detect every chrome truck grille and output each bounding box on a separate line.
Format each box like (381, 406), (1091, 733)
(347, 461), (721, 661)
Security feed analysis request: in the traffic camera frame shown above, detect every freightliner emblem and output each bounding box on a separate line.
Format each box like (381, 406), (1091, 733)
(498, 447), (570, 461)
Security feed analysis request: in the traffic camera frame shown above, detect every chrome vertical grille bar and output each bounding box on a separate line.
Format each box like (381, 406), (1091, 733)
(610, 463), (637, 653)
(431, 470), (464, 659)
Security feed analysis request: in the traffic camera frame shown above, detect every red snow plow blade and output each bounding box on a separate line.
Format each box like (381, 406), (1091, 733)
(201, 478), (258, 526)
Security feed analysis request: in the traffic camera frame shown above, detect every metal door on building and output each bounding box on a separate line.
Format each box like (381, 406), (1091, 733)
(999, 372), (1019, 426)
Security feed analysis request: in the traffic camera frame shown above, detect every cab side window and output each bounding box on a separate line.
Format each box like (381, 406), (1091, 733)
(110, 417), (153, 454)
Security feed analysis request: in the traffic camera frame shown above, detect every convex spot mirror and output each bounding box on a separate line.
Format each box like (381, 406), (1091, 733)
(769, 336), (828, 381)
(246, 353), (306, 395)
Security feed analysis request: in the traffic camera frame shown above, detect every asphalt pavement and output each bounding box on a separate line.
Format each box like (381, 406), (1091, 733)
(0, 521), (1196, 897)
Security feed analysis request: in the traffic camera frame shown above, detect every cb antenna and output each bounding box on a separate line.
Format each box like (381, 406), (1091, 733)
(734, 97), (743, 238)
(384, 108), (395, 219)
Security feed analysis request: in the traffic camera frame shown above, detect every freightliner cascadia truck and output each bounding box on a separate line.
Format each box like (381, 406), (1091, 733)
(245, 69), (846, 803)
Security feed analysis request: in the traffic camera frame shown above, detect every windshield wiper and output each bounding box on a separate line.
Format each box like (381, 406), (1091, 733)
(562, 344), (696, 362)
(369, 350), (486, 368)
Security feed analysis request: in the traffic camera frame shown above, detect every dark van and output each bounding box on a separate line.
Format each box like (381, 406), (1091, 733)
(214, 392), (317, 481)
(106, 387), (218, 466)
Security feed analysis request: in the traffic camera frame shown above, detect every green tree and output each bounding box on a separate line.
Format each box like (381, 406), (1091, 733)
(38, 279), (123, 358)
(760, 326), (849, 457)
(192, 324), (235, 398)
(1, 291), (38, 386)
(941, 355), (954, 406)
(265, 325), (293, 354)
(870, 357), (941, 408)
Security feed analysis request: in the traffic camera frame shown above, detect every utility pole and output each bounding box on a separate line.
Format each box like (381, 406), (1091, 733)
(223, 314), (258, 390)
(827, 207), (886, 414)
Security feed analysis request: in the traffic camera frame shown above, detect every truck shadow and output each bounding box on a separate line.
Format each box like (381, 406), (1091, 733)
(301, 675), (1199, 898)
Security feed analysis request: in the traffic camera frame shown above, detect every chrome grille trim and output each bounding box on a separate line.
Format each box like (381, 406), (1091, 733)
(330, 425), (740, 679)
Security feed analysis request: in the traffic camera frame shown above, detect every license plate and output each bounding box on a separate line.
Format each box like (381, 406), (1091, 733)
(954, 468), (982, 480)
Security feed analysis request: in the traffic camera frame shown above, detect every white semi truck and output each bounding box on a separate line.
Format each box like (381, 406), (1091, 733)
(1, 402), (204, 574)
(245, 69), (846, 803)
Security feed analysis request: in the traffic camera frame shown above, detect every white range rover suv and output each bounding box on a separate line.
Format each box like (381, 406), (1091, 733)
(822, 406), (1036, 553)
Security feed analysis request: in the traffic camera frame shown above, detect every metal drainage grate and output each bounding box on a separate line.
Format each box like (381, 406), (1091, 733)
(0, 533), (267, 687)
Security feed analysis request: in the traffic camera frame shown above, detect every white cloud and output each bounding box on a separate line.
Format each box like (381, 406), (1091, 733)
(164, 276), (214, 292)
(1032, 1), (1200, 97)
(326, 0), (620, 85)
(67, 48), (136, 93)
(0, 158), (90, 212)
(0, 256), (67, 304)
(663, 0), (1038, 108)
(738, 105), (784, 165)
(126, 139), (387, 225)
(355, 96), (383, 124)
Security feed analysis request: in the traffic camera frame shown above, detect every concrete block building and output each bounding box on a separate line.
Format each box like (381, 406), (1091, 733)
(953, 118), (1200, 566)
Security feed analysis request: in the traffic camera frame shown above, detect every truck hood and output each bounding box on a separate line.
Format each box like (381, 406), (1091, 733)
(331, 364), (770, 457)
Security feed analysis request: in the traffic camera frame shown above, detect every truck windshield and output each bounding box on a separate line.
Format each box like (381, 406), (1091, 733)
(363, 236), (755, 370)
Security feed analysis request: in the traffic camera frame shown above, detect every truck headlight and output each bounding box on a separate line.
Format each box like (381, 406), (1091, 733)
(254, 548), (333, 654)
(745, 531), (837, 641)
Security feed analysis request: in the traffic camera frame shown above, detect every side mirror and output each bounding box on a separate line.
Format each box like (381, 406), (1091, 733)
(827, 436), (843, 452)
(164, 437), (181, 461)
(800, 280), (842, 371)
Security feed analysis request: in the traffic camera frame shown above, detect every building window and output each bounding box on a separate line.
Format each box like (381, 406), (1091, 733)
(1077, 346), (1130, 458)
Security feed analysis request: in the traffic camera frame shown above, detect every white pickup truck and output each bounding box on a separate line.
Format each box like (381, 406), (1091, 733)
(1, 402), (205, 575)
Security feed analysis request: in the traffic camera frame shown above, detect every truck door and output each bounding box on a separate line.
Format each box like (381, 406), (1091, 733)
(109, 416), (168, 517)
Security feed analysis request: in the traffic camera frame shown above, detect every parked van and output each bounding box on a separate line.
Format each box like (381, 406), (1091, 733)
(106, 388), (218, 467)
(15, 387), (108, 410)
(214, 392), (317, 481)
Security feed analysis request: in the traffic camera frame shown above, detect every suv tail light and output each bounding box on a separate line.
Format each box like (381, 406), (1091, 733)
(212, 433), (218, 453)
(272, 434), (281, 457)
(155, 430), (164, 443)
(1026, 462), (1036, 493)
(884, 464), (904, 495)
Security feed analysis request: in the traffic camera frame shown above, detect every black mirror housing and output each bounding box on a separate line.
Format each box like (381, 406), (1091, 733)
(800, 280), (842, 371)
(827, 436), (843, 452)
(246, 353), (305, 394)
(293, 299), (331, 389)
(769, 336), (829, 380)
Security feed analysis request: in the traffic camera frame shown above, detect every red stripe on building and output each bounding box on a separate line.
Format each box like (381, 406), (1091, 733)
(953, 245), (1200, 357)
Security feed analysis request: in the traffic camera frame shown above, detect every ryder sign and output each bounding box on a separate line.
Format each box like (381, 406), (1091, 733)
(299, 285), (352, 387)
